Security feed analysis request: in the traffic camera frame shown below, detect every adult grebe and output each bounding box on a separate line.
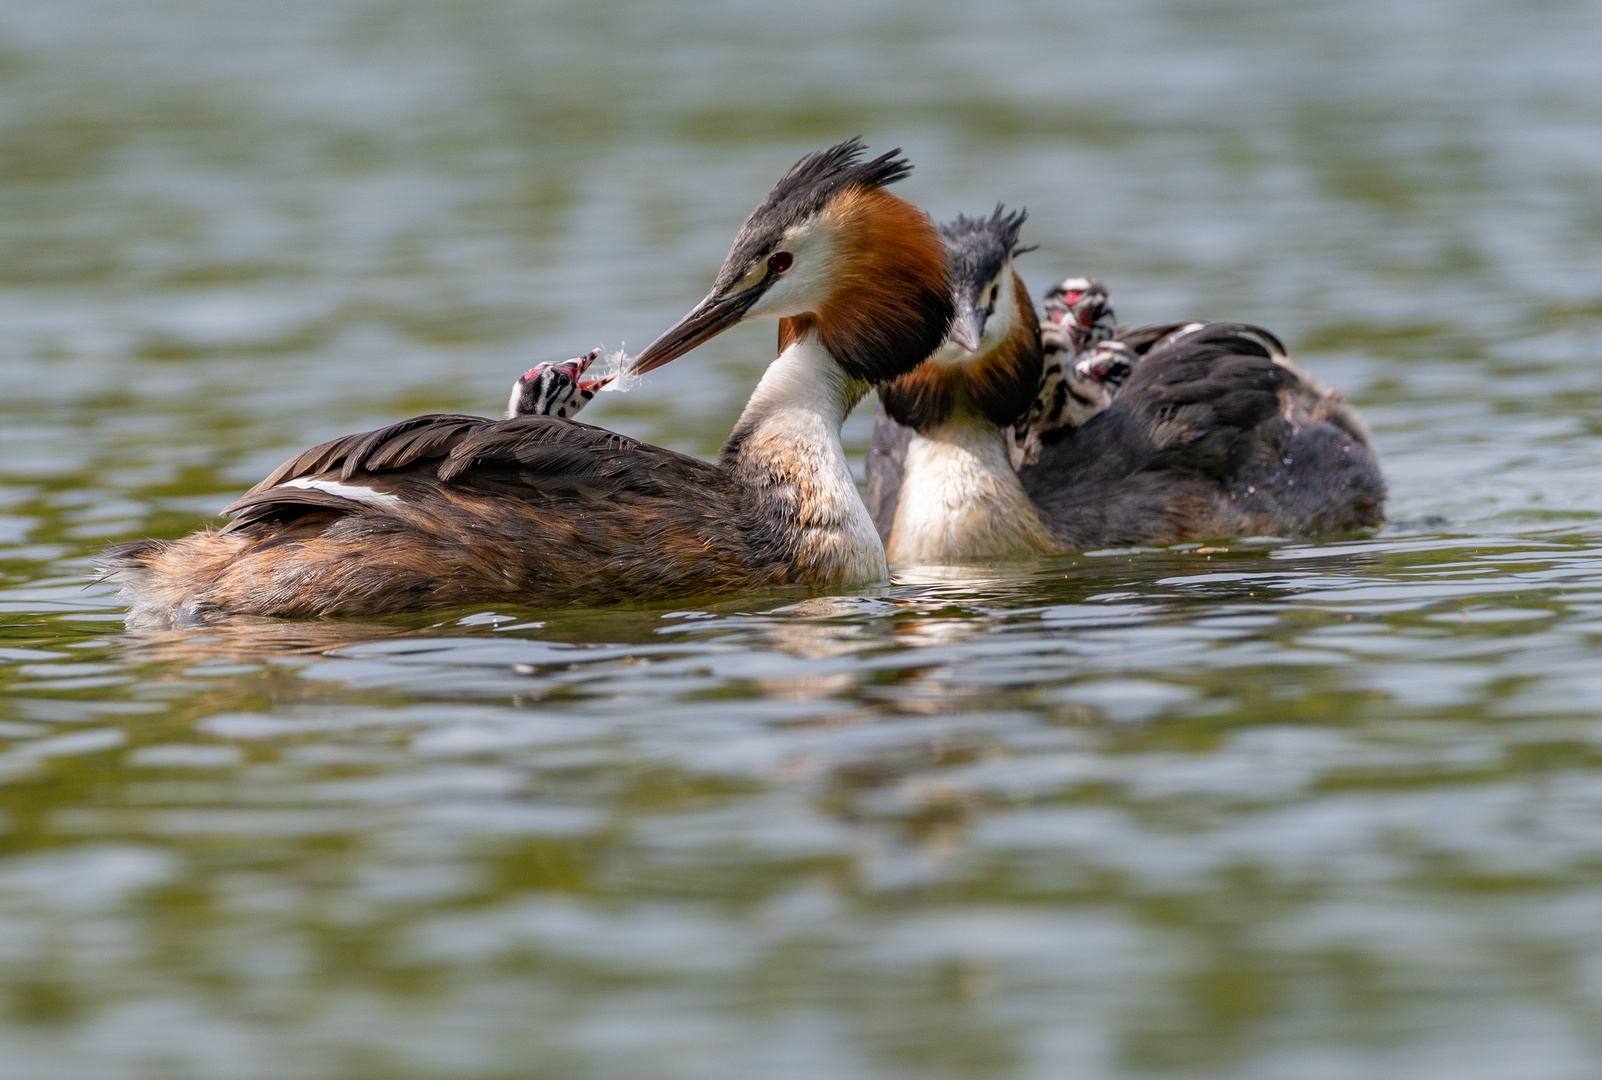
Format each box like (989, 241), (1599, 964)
(866, 208), (1053, 562)
(865, 211), (1385, 562)
(103, 140), (953, 628)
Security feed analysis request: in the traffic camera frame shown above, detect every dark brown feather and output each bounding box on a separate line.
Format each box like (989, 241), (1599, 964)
(250, 414), (485, 493)
(224, 486), (380, 531)
(778, 314), (816, 356)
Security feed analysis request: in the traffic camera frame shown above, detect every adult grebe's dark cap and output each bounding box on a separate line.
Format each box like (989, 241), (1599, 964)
(938, 205), (1029, 294)
(712, 138), (913, 296)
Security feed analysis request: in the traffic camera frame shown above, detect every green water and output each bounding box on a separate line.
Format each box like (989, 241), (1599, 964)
(4, 0), (1602, 1076)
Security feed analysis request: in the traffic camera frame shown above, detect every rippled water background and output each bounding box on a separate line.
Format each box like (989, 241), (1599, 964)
(3, 0), (1602, 1076)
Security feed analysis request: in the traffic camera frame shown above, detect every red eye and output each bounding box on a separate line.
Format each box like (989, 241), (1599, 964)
(989, 285), (999, 304)
(1063, 291), (1081, 304)
(768, 251), (793, 274)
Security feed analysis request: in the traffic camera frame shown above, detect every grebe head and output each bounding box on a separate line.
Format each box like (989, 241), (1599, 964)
(938, 206), (1030, 355)
(505, 347), (613, 420)
(1043, 276), (1116, 353)
(1015, 282), (1134, 455)
(1073, 339), (1137, 389)
(629, 138), (953, 385)
(877, 206), (1043, 431)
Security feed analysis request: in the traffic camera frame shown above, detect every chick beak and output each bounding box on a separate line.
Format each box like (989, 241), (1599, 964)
(948, 295), (984, 353)
(574, 347), (614, 392)
(629, 288), (764, 375)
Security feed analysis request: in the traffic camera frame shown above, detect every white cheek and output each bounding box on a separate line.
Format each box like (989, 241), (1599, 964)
(745, 229), (837, 319)
(933, 273), (1016, 367)
(979, 274), (1015, 351)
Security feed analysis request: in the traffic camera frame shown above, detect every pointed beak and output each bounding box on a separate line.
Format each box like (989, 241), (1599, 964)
(629, 288), (764, 375)
(948, 296), (984, 353)
(574, 347), (613, 391)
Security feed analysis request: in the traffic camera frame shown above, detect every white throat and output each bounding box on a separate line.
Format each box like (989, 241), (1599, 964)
(730, 333), (888, 587)
(741, 331), (862, 431)
(886, 413), (1058, 564)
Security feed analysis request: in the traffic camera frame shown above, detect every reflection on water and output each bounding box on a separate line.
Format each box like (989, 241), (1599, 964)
(4, 0), (1602, 1076)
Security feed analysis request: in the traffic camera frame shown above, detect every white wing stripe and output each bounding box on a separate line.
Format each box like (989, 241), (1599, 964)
(279, 478), (405, 508)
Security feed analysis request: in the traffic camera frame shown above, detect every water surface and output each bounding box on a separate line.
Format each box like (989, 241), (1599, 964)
(4, 0), (1602, 1076)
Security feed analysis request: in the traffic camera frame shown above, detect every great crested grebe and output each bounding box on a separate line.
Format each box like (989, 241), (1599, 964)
(1013, 277), (1128, 460)
(865, 211), (1385, 562)
(865, 208), (1053, 562)
(1011, 277), (1204, 466)
(103, 140), (953, 628)
(505, 348), (613, 419)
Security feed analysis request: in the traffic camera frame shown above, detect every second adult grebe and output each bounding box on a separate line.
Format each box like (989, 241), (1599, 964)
(866, 211), (1385, 562)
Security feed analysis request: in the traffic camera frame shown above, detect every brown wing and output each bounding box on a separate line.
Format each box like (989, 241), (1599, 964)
(224, 414), (732, 531)
(246, 414), (490, 493)
(437, 417), (726, 496)
(117, 414), (787, 621)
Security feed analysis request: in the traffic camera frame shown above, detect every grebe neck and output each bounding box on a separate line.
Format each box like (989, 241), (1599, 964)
(886, 410), (1058, 564)
(720, 331), (887, 588)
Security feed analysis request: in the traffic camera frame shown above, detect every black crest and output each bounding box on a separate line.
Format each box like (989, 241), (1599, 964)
(939, 205), (1028, 299)
(713, 138), (913, 297)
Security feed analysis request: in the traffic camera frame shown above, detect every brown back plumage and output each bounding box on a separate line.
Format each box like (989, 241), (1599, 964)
(103, 413), (808, 628)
